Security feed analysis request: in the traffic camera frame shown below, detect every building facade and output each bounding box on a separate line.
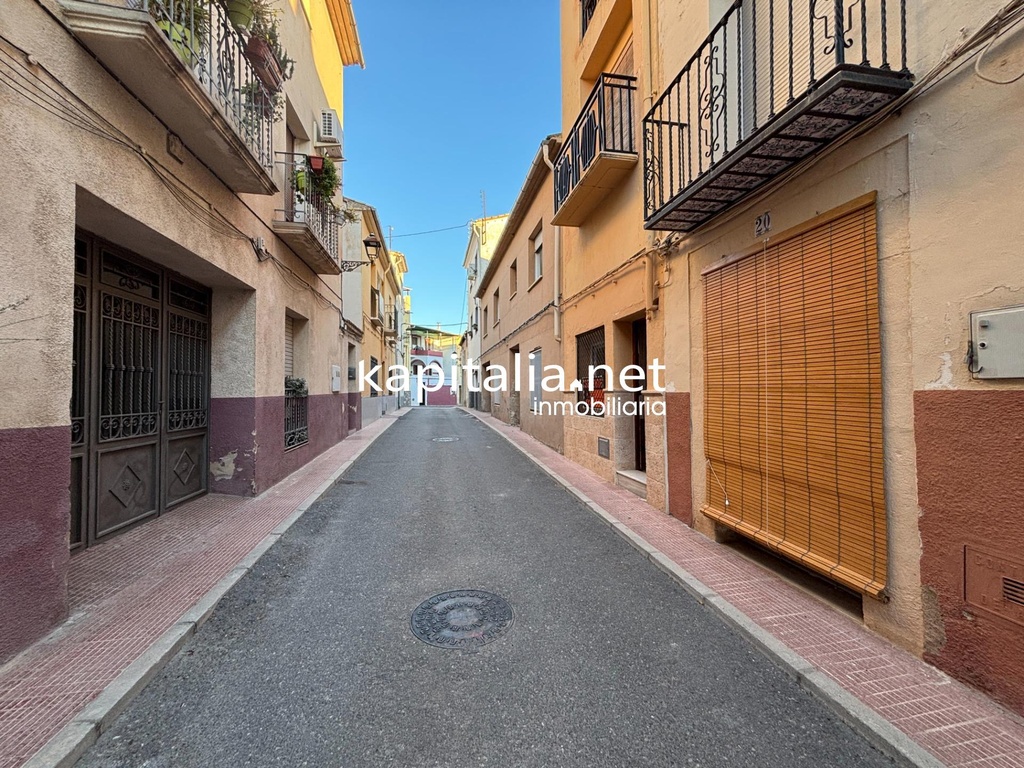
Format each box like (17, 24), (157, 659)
(475, 136), (564, 452)
(0, 0), (363, 662)
(556, 0), (669, 507)
(460, 214), (509, 409)
(555, 0), (1024, 716)
(409, 326), (460, 406)
(348, 202), (406, 423)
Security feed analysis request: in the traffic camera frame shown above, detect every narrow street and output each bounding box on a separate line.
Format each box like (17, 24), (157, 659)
(78, 408), (891, 768)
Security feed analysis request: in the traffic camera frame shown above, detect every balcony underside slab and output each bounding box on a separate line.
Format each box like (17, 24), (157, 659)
(552, 152), (637, 227)
(646, 67), (912, 233)
(273, 222), (340, 275)
(60, 0), (277, 195)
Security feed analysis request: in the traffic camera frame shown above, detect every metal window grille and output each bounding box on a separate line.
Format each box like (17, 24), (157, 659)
(576, 327), (606, 415)
(581, 0), (598, 37)
(284, 391), (308, 449)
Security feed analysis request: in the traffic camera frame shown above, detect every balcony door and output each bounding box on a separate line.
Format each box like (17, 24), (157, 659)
(71, 232), (211, 551)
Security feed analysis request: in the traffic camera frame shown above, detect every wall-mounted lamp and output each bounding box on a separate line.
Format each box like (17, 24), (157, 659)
(339, 232), (383, 273)
(363, 232), (382, 262)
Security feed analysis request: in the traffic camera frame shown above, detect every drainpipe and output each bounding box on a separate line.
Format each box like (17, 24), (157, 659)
(641, 0), (661, 314)
(542, 138), (562, 342)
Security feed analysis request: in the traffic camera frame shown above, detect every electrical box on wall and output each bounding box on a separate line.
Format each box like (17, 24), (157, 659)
(971, 305), (1024, 379)
(330, 365), (342, 393)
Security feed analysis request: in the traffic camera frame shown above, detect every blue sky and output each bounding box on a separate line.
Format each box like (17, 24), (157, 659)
(342, 1), (561, 331)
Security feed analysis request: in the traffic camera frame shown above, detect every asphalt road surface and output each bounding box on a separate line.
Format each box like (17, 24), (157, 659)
(79, 408), (893, 768)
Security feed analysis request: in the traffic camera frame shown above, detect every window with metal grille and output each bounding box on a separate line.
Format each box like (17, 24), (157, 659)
(576, 327), (606, 415)
(284, 388), (308, 449)
(702, 201), (886, 597)
(510, 260), (518, 296)
(369, 355), (379, 397)
(530, 348), (543, 411)
(581, 0), (597, 37)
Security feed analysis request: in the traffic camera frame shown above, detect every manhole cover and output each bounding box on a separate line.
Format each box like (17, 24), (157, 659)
(432, 437), (459, 442)
(410, 590), (514, 649)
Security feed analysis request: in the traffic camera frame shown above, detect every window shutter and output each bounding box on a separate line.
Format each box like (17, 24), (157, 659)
(284, 315), (294, 377)
(703, 204), (886, 597)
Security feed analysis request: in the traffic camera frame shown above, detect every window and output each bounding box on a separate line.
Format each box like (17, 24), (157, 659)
(370, 287), (380, 321)
(482, 307), (489, 334)
(530, 228), (543, 284)
(702, 202), (886, 597)
(581, 0), (597, 37)
(510, 259), (518, 296)
(473, 306), (480, 330)
(284, 315), (294, 377)
(492, 289), (499, 325)
(491, 363), (501, 406)
(576, 326), (606, 415)
(369, 355), (379, 397)
(530, 348), (543, 412)
(284, 315), (308, 449)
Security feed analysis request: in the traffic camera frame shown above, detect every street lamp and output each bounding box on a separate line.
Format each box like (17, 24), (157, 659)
(339, 232), (382, 273)
(363, 233), (382, 262)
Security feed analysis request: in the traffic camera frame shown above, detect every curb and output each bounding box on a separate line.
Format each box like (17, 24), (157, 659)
(464, 408), (946, 768)
(23, 416), (400, 768)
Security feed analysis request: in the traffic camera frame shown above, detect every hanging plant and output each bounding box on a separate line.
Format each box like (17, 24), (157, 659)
(245, 1), (295, 91)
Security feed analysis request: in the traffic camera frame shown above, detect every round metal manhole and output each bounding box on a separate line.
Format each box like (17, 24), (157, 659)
(410, 590), (514, 649)
(432, 437), (459, 442)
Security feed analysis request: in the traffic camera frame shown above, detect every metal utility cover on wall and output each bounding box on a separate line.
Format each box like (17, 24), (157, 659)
(598, 437), (610, 459)
(971, 305), (1024, 379)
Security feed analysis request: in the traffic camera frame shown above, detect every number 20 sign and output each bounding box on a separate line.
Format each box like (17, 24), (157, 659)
(754, 212), (771, 238)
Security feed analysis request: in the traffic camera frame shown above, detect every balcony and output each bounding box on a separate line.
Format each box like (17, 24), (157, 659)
(552, 74), (638, 227)
(60, 0), (277, 194)
(273, 154), (340, 275)
(643, 0), (912, 232)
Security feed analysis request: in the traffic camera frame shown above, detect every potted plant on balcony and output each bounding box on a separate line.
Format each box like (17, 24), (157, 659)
(223, 0), (255, 32)
(151, 0), (209, 67)
(294, 156), (339, 205)
(245, 4), (295, 92)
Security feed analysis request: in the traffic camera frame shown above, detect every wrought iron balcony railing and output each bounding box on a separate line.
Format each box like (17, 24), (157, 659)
(644, 0), (912, 232)
(68, 0), (275, 181)
(552, 73), (638, 226)
(274, 153), (340, 274)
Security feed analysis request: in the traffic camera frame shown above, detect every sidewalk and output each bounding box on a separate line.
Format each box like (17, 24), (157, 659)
(0, 414), (399, 768)
(468, 408), (1024, 768)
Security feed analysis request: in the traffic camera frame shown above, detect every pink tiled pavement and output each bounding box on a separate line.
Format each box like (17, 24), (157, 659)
(472, 410), (1024, 768)
(0, 416), (397, 768)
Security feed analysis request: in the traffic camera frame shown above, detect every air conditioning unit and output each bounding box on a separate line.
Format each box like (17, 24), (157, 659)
(317, 109), (344, 159)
